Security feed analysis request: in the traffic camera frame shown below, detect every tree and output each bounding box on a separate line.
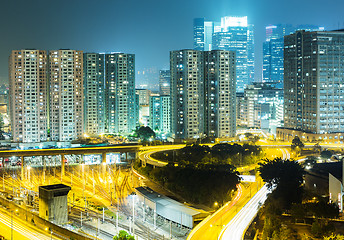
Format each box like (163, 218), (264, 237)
(320, 150), (332, 159)
(291, 136), (304, 151)
(259, 158), (304, 208)
(324, 234), (344, 240)
(136, 126), (156, 141)
(113, 230), (135, 240)
(290, 203), (306, 222)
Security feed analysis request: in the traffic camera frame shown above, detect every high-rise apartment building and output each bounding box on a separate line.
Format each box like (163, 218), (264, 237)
(83, 53), (106, 136)
(83, 53), (137, 135)
(49, 50), (84, 142)
(279, 30), (344, 141)
(149, 95), (171, 135)
(170, 49), (236, 139)
(9, 50), (48, 143)
(104, 53), (137, 134)
(263, 24), (324, 88)
(159, 70), (171, 96)
(204, 50), (236, 138)
(170, 50), (204, 139)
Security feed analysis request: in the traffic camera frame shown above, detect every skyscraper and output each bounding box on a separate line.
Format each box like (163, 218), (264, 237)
(263, 24), (324, 88)
(83, 53), (106, 136)
(193, 18), (218, 51)
(170, 49), (236, 139)
(212, 16), (254, 92)
(279, 30), (344, 141)
(159, 70), (171, 96)
(170, 50), (204, 139)
(104, 53), (137, 134)
(9, 50), (48, 143)
(49, 50), (84, 142)
(149, 95), (171, 136)
(204, 50), (236, 138)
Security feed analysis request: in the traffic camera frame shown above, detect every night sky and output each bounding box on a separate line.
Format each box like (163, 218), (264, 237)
(0, 0), (343, 87)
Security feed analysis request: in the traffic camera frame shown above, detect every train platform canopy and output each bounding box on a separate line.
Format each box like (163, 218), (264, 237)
(135, 186), (208, 228)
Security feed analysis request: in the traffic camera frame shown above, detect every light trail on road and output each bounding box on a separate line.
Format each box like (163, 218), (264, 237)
(0, 210), (59, 240)
(218, 148), (288, 240)
(218, 184), (271, 240)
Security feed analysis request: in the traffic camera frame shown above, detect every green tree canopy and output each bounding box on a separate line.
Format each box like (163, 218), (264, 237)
(113, 230), (134, 240)
(291, 136), (304, 150)
(136, 126), (156, 141)
(320, 150), (333, 159)
(259, 158), (304, 208)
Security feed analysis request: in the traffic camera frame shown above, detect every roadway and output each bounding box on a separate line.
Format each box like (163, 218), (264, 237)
(218, 184), (271, 240)
(0, 207), (60, 240)
(217, 148), (290, 240)
(187, 148), (288, 240)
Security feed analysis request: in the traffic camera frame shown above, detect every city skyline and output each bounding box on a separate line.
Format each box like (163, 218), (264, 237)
(0, 0), (343, 87)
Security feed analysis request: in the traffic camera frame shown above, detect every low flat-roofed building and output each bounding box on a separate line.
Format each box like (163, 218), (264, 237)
(135, 187), (208, 228)
(39, 184), (71, 224)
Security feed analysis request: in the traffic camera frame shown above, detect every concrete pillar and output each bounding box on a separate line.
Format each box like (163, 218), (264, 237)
(21, 156), (24, 180)
(61, 154), (65, 177)
(102, 153), (106, 163)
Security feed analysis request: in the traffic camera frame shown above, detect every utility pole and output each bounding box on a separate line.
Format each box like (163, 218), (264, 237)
(116, 211), (118, 232)
(132, 196), (135, 236)
(154, 210), (156, 229)
(102, 207), (104, 223)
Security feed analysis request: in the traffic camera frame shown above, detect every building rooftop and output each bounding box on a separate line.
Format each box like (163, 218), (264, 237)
(39, 184), (71, 191)
(312, 162), (343, 182)
(135, 186), (203, 216)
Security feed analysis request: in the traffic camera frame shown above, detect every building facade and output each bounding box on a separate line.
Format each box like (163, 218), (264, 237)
(239, 83), (284, 134)
(263, 24), (324, 88)
(170, 50), (205, 139)
(83, 53), (106, 136)
(193, 18), (217, 51)
(49, 50), (84, 142)
(283, 30), (344, 138)
(149, 95), (171, 136)
(204, 50), (236, 138)
(159, 70), (171, 96)
(104, 53), (137, 134)
(9, 50), (48, 143)
(212, 16), (254, 93)
(170, 49), (236, 140)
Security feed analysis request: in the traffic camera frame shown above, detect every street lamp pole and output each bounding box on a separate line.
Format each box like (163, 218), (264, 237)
(11, 210), (13, 240)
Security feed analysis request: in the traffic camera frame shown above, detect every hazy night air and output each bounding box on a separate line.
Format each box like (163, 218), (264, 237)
(0, 0), (343, 87)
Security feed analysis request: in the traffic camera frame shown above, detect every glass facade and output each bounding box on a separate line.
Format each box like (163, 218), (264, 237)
(284, 30), (344, 134)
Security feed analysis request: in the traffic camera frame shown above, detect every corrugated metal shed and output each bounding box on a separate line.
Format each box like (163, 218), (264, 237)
(135, 187), (208, 228)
